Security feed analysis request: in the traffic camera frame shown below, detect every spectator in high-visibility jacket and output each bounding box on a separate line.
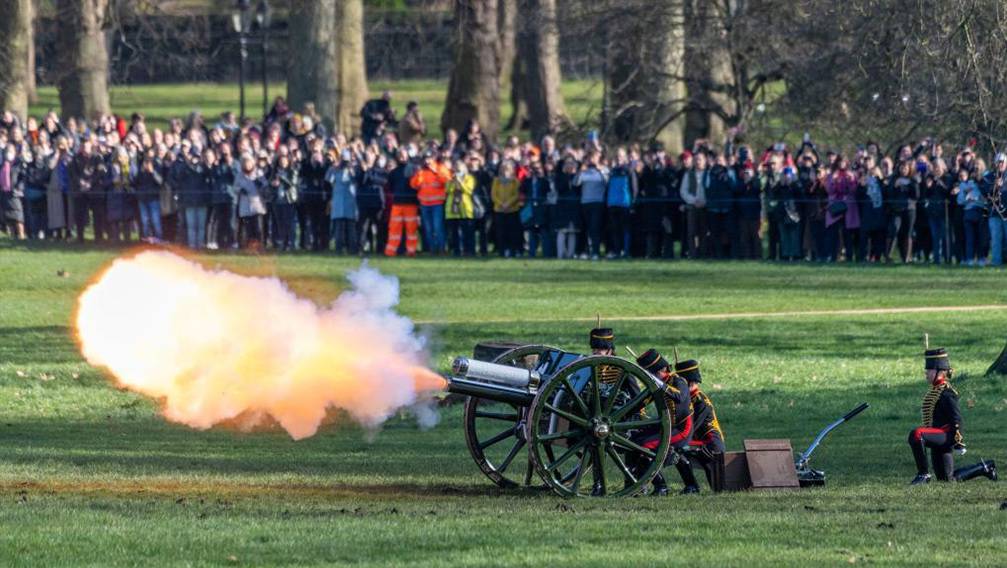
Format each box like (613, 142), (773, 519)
(384, 148), (420, 257)
(410, 151), (451, 254)
(445, 159), (477, 257)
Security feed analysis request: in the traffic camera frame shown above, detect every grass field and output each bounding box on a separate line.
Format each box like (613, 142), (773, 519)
(1, 242), (1006, 566)
(28, 80), (603, 139)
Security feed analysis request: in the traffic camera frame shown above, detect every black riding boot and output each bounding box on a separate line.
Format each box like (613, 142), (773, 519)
(953, 460), (998, 482)
(675, 456), (701, 494)
(651, 472), (669, 496)
(932, 450), (954, 481)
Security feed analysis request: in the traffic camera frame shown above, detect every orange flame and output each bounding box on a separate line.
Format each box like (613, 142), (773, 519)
(75, 251), (445, 440)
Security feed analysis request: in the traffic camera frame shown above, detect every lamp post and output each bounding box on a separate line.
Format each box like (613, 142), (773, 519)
(232, 0), (253, 121)
(256, 1), (272, 120)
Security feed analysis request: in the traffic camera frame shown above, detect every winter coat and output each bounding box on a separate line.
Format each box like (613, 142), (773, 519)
(208, 161), (237, 205)
(606, 166), (636, 209)
(857, 174), (887, 232)
(492, 178), (522, 213)
(550, 171), (580, 231)
(171, 159), (211, 208)
(825, 170), (860, 229)
(520, 174), (551, 227)
(235, 170), (267, 218)
(327, 165), (360, 220)
(679, 167), (710, 208)
(358, 167), (388, 211)
(445, 174), (477, 220)
(574, 167), (608, 205)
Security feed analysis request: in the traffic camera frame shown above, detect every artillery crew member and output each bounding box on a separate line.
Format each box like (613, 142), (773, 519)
(635, 349), (696, 495)
(908, 347), (997, 484)
(590, 327), (623, 386)
(678, 359), (725, 493)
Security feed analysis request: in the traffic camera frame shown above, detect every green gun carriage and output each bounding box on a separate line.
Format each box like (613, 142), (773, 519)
(445, 343), (675, 497)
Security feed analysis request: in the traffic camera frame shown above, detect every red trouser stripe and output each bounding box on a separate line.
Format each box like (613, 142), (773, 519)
(642, 415), (693, 450)
(911, 426), (948, 442)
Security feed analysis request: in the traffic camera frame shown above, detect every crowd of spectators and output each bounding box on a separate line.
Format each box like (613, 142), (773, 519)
(2, 93), (1007, 266)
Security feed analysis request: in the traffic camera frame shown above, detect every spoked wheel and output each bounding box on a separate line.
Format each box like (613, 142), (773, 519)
(462, 345), (557, 488)
(525, 355), (671, 497)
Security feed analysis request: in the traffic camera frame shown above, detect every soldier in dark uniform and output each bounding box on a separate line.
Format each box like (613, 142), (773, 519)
(635, 349), (697, 495)
(677, 359), (725, 493)
(908, 347), (997, 484)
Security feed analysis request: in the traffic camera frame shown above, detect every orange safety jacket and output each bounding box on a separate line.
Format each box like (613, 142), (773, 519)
(410, 163), (452, 207)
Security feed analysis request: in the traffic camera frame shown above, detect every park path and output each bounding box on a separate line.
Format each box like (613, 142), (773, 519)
(416, 304), (1007, 325)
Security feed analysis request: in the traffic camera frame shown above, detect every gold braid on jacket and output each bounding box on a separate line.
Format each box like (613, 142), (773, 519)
(693, 390), (724, 442)
(921, 382), (963, 444)
(921, 382), (947, 427)
(598, 364), (623, 385)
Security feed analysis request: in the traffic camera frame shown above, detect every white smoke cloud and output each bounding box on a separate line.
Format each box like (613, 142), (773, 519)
(75, 251), (445, 440)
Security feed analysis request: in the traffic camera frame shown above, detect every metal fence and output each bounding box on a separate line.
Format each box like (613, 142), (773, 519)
(34, 10), (606, 85)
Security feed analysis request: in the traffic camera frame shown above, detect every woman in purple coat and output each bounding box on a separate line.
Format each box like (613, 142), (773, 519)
(824, 157), (861, 262)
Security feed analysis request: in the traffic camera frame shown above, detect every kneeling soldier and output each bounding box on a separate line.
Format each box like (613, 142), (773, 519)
(677, 359), (725, 493)
(908, 347), (997, 484)
(636, 349), (696, 495)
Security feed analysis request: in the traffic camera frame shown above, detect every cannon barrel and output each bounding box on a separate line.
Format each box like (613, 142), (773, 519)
(446, 357), (540, 406)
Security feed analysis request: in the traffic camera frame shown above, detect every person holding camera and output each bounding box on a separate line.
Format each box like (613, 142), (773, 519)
(887, 160), (920, 262)
(235, 153), (267, 249)
(573, 151), (609, 260)
(982, 153), (1007, 266)
(857, 156), (888, 262)
(678, 151), (710, 259)
(824, 157), (859, 262)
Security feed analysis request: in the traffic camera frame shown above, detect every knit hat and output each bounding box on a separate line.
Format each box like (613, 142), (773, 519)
(636, 349), (669, 374)
(675, 359), (702, 383)
(924, 347), (951, 371)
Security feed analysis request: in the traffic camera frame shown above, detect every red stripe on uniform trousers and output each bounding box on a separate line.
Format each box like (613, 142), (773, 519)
(669, 415), (693, 445)
(912, 427), (946, 442)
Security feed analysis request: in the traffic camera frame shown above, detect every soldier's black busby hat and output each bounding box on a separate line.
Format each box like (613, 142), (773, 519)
(590, 328), (614, 350)
(675, 359), (702, 383)
(925, 347), (951, 371)
(636, 349), (669, 374)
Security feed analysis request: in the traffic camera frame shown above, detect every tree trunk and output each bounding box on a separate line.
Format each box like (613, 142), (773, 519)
(26, 0), (37, 105)
(505, 43), (528, 132)
(442, 0), (501, 140)
(335, 0), (368, 134)
(0, 0), (32, 121)
(56, 0), (110, 120)
(684, 0), (735, 146)
(497, 0), (517, 96)
(604, 0), (686, 151)
(287, 0), (369, 135)
(524, 0), (569, 141)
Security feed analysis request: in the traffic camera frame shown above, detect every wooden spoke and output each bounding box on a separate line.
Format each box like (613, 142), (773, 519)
(603, 371), (628, 416)
(497, 438), (526, 473)
(544, 403), (589, 427)
(478, 427), (516, 451)
(610, 432), (656, 459)
(606, 445), (636, 485)
(609, 390), (651, 423)
(591, 367), (603, 418)
(612, 418), (662, 431)
(474, 410), (521, 421)
(537, 429), (582, 443)
(569, 449), (592, 493)
(559, 375), (590, 418)
(544, 437), (591, 473)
